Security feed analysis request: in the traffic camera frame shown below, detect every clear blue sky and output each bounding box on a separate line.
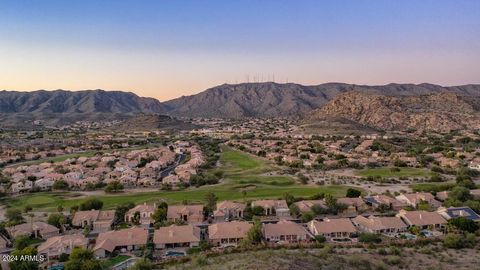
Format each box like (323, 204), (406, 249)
(1, 0), (479, 100)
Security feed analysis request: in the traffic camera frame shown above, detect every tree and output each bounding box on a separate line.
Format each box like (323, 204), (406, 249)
(377, 203), (392, 213)
(251, 206), (264, 216)
(114, 202), (135, 223)
(79, 198), (103, 210)
(314, 235), (326, 243)
(158, 201), (168, 210)
(393, 159), (407, 167)
(14, 235), (32, 250)
(64, 247), (102, 270)
(105, 181), (124, 193)
(324, 194), (347, 214)
(132, 211), (141, 225)
(9, 246), (38, 270)
(240, 218), (262, 247)
(449, 186), (472, 202)
(443, 233), (475, 249)
(59, 253), (70, 262)
(346, 188), (362, 198)
(301, 212), (314, 223)
(311, 204), (326, 215)
(152, 207), (167, 224)
(53, 180), (69, 190)
(289, 204), (300, 217)
(204, 192), (218, 216)
(283, 192), (296, 206)
(448, 217), (479, 233)
(47, 213), (66, 228)
(6, 208), (24, 225)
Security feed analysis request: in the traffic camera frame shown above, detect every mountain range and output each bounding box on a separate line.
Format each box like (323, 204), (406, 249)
(0, 89), (166, 114)
(1, 82), (480, 132)
(162, 82), (480, 118)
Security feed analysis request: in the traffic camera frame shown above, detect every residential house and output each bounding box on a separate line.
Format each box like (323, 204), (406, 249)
(213, 201), (246, 222)
(125, 203), (156, 226)
(336, 197), (369, 215)
(251, 200), (290, 218)
(263, 220), (309, 243)
(307, 218), (357, 239)
(163, 175), (180, 186)
(167, 204), (204, 224)
(397, 210), (447, 230)
(435, 191), (449, 201)
(8, 222), (59, 240)
(437, 206), (480, 222)
(93, 227), (148, 258)
(208, 221), (252, 247)
(293, 200), (326, 213)
(10, 181), (33, 193)
(470, 189), (480, 200)
(153, 225), (201, 249)
(364, 195), (407, 211)
(395, 192), (442, 209)
(38, 234), (88, 259)
(352, 215), (407, 235)
(72, 210), (115, 232)
(34, 178), (54, 190)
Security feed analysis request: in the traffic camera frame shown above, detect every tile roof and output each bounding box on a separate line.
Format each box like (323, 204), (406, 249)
(353, 215), (407, 231)
(309, 218), (357, 234)
(252, 200), (288, 210)
(209, 221), (252, 240)
(153, 225), (200, 245)
(263, 220), (308, 238)
(38, 234), (88, 254)
(397, 210), (447, 226)
(94, 227), (148, 252)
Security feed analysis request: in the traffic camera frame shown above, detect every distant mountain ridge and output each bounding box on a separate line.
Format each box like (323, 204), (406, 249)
(162, 82), (480, 118)
(2, 83), (480, 130)
(0, 89), (166, 114)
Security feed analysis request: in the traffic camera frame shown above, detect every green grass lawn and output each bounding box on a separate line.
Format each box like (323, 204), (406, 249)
(4, 146), (361, 211)
(101, 255), (131, 269)
(409, 182), (456, 192)
(356, 167), (433, 178)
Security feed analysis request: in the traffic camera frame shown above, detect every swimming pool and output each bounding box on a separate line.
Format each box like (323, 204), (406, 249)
(165, 250), (186, 257)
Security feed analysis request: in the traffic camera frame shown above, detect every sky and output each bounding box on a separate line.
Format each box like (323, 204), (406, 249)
(0, 0), (479, 101)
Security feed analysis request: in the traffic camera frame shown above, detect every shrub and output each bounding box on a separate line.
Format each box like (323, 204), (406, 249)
(384, 255), (401, 266)
(443, 233), (475, 249)
(314, 235), (326, 243)
(448, 217), (479, 233)
(346, 188), (362, 198)
(358, 233), (382, 244)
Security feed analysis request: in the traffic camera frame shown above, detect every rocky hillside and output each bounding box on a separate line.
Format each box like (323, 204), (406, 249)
(306, 91), (480, 132)
(163, 82), (480, 118)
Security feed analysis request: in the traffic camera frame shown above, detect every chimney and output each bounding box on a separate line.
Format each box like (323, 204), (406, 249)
(419, 214), (422, 220)
(169, 230), (173, 237)
(128, 232), (133, 239)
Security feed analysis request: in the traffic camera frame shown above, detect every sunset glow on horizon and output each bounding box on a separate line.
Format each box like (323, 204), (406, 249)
(1, 0), (479, 101)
